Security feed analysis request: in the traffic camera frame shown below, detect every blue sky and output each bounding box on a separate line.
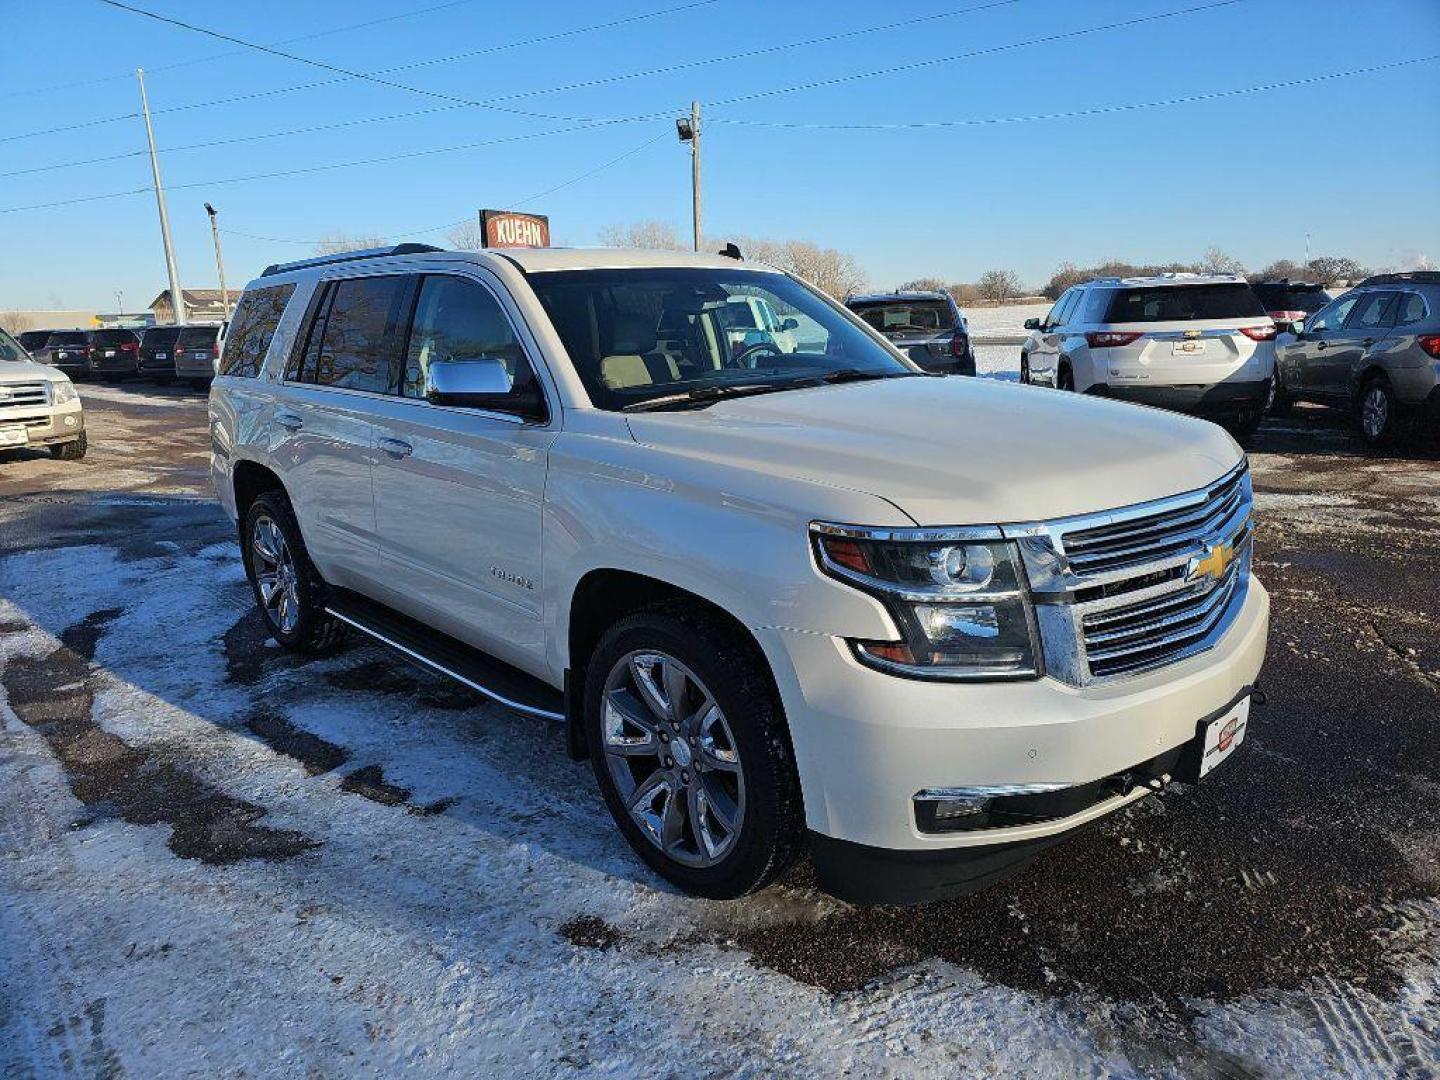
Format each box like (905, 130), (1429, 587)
(1, 0), (1437, 311)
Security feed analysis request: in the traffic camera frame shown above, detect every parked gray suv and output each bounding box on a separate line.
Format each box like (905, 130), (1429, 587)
(1273, 272), (1440, 445)
(845, 290), (974, 375)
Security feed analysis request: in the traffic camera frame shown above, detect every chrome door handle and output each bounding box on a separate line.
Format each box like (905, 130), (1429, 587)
(379, 437), (413, 459)
(275, 412), (303, 431)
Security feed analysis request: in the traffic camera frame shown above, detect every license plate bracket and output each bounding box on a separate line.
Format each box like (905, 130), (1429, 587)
(1175, 694), (1250, 782)
(0, 424), (29, 447)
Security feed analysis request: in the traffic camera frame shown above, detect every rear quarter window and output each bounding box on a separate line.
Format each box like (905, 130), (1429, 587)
(220, 283), (298, 378)
(1103, 284), (1266, 323)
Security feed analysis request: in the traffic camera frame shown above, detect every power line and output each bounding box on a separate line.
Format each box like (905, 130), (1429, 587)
(93, 0), (710, 126)
(8, 0), (1007, 147)
(698, 0), (1251, 110)
(2, 0), (485, 101)
(708, 54), (1440, 130)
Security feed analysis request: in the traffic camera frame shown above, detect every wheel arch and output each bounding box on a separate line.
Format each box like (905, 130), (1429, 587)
(232, 458), (287, 524)
(1352, 363), (1391, 407)
(563, 568), (784, 762)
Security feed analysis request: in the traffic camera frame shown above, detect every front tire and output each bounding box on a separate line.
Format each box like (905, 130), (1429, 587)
(1358, 375), (1399, 447)
(241, 491), (345, 653)
(50, 432), (87, 461)
(585, 607), (804, 899)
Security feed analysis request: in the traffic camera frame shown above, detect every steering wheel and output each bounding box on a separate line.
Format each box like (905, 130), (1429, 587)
(731, 341), (784, 369)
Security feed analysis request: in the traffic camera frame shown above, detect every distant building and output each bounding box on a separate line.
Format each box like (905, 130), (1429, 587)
(148, 289), (232, 324)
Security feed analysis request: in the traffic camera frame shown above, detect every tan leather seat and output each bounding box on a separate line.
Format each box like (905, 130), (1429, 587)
(599, 313), (679, 389)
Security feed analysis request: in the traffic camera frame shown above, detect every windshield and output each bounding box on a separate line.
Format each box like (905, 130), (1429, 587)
(0, 329), (23, 362)
(1102, 284), (1267, 323)
(849, 298), (957, 334)
(526, 267), (915, 411)
(1250, 283), (1329, 313)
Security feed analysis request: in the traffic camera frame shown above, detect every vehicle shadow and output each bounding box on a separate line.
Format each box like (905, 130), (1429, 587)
(1247, 401), (1440, 462)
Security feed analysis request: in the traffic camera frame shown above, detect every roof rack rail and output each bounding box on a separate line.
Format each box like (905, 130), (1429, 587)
(1358, 270), (1440, 286)
(261, 243), (444, 278)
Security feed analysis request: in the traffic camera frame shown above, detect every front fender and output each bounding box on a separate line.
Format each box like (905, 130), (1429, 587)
(541, 428), (912, 680)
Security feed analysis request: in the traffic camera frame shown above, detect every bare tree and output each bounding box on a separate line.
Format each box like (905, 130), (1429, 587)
(1251, 258), (1307, 281)
(0, 311), (33, 334)
(897, 277), (947, 293)
(1202, 246), (1245, 275)
(977, 269), (1023, 303)
(728, 236), (866, 299)
(446, 219), (484, 251)
(597, 220), (684, 250)
(1306, 255), (1368, 285)
(312, 232), (388, 256)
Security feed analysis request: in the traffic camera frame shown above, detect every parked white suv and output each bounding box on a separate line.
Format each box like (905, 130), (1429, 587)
(210, 245), (1269, 904)
(0, 327), (86, 460)
(1020, 274), (1277, 437)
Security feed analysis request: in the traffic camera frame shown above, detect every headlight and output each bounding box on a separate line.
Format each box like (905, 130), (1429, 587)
(811, 524), (1041, 680)
(50, 379), (78, 404)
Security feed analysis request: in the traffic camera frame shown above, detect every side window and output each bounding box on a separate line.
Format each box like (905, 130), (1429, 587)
(1343, 291), (1397, 331)
(220, 283), (296, 378)
(1080, 288), (1112, 324)
(1397, 292), (1429, 325)
(401, 275), (536, 405)
(1043, 289), (1073, 330)
(300, 276), (410, 393)
(1307, 294), (1359, 333)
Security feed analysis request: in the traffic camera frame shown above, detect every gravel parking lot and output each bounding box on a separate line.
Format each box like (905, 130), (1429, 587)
(2, 377), (1438, 1076)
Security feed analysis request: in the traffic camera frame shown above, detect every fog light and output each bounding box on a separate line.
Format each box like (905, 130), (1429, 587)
(914, 784), (1073, 833)
(63, 415), (77, 427)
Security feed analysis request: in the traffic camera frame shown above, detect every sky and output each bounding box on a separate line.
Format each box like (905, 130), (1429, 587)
(1, 0), (1437, 312)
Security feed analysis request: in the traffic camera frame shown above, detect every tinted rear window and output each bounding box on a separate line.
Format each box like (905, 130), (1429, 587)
(1250, 283), (1329, 313)
(17, 331), (49, 349)
(1103, 284), (1266, 323)
(50, 331), (87, 345)
(142, 328), (182, 348)
(90, 329), (138, 346)
(850, 299), (957, 332)
(221, 283), (296, 378)
(178, 326), (220, 347)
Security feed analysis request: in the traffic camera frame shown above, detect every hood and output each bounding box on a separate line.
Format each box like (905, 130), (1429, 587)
(624, 377), (1242, 526)
(0, 359), (65, 383)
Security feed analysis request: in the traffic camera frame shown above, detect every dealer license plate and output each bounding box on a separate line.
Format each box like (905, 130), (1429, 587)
(155, 351), (168, 359)
(0, 425), (29, 447)
(1172, 339), (1208, 356)
(103, 349), (116, 357)
(1198, 696), (1249, 778)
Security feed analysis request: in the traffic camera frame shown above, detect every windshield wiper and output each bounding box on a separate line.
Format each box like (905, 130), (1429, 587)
(814, 368), (906, 385)
(622, 381), (804, 412)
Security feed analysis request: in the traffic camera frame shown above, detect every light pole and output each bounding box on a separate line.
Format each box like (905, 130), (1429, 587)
(204, 202), (230, 317)
(676, 101), (701, 253)
(137, 69), (186, 324)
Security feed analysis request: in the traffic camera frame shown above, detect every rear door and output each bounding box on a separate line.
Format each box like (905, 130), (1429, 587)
(1315, 291), (1397, 397)
(273, 273), (411, 591)
(368, 270), (558, 671)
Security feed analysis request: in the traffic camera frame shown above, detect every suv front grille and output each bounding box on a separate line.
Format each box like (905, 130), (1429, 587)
(0, 383), (50, 409)
(1062, 466), (1247, 578)
(1015, 461), (1254, 685)
(1080, 536), (1246, 678)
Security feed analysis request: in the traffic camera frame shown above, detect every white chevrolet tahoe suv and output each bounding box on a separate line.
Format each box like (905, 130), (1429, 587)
(0, 326), (86, 459)
(1020, 273), (1278, 437)
(210, 245), (1269, 905)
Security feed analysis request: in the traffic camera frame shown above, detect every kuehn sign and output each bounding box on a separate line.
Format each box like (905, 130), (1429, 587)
(480, 210), (550, 249)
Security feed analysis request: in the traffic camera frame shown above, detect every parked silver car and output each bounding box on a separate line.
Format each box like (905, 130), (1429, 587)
(1273, 271), (1440, 445)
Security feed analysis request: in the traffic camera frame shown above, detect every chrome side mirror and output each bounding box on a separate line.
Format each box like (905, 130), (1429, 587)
(426, 357), (512, 399)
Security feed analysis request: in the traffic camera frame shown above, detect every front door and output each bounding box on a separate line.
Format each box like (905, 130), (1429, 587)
(368, 272), (557, 673)
(1316, 290), (1397, 398)
(1288, 292), (1360, 397)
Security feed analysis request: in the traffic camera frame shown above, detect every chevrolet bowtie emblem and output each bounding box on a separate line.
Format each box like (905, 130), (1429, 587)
(1188, 541), (1234, 584)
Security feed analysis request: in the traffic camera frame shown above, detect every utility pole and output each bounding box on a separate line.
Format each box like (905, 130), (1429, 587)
(204, 203), (230, 317)
(1304, 231), (1312, 267)
(137, 69), (186, 324)
(676, 101), (702, 252)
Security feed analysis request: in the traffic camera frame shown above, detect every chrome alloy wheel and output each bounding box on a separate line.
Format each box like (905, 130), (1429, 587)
(250, 515), (301, 635)
(1361, 385), (1389, 441)
(601, 651), (745, 868)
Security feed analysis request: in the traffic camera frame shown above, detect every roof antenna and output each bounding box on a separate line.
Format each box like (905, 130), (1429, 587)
(718, 242), (742, 260)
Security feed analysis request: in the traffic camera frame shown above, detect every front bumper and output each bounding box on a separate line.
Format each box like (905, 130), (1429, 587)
(0, 400), (85, 446)
(1100, 378), (1269, 420)
(755, 577), (1269, 901)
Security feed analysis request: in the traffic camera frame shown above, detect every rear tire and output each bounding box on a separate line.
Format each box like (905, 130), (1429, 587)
(241, 491), (345, 654)
(50, 432), (87, 461)
(1267, 370), (1292, 417)
(1225, 410), (1264, 441)
(1057, 363), (1074, 392)
(1357, 375), (1400, 447)
(585, 607), (805, 899)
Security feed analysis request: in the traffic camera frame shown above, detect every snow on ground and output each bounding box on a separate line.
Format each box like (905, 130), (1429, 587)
(965, 303), (1052, 344)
